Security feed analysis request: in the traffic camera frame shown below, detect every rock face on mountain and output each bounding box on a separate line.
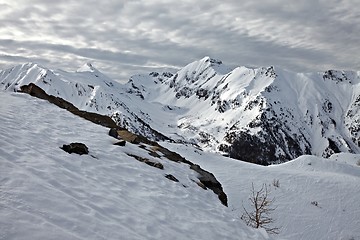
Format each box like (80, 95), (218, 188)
(124, 57), (360, 164)
(1, 57), (360, 164)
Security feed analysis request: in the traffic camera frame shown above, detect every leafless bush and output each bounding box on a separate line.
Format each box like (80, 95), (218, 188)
(241, 183), (280, 234)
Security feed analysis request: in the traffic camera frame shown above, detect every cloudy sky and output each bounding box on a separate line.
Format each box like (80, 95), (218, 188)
(0, 0), (359, 82)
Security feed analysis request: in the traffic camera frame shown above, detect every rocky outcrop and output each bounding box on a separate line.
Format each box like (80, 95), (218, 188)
(190, 164), (228, 206)
(19, 83), (118, 128)
(165, 174), (179, 182)
(108, 128), (228, 206)
(61, 143), (89, 155)
(126, 153), (164, 169)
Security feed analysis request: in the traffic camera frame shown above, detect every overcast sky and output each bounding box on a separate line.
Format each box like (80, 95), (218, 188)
(0, 0), (359, 82)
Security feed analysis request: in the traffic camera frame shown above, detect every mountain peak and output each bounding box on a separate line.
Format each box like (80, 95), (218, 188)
(201, 56), (223, 65)
(76, 62), (98, 73)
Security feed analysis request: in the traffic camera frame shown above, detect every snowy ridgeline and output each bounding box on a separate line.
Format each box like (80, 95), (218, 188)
(1, 58), (360, 165)
(1, 88), (360, 239)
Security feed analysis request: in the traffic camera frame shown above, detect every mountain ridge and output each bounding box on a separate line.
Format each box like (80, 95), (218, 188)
(1, 57), (359, 164)
(126, 57), (360, 164)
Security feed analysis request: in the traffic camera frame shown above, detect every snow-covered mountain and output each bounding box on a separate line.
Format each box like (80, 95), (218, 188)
(126, 57), (360, 164)
(1, 87), (360, 240)
(1, 59), (360, 239)
(1, 57), (360, 164)
(0, 91), (272, 240)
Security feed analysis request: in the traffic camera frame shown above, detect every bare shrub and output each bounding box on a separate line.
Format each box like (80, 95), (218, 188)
(241, 183), (280, 234)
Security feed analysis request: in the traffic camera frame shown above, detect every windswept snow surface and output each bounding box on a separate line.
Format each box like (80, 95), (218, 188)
(162, 142), (360, 240)
(0, 91), (272, 240)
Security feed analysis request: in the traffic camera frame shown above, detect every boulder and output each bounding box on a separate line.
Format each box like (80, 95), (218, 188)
(114, 141), (126, 146)
(165, 174), (179, 182)
(61, 142), (89, 155)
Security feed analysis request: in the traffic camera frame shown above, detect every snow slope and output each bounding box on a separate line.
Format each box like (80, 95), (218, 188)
(0, 62), (170, 140)
(1, 89), (360, 240)
(0, 91), (272, 240)
(162, 142), (360, 240)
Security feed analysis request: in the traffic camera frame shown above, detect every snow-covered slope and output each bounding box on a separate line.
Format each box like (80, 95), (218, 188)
(127, 57), (360, 164)
(0, 91), (271, 240)
(1, 58), (360, 164)
(1, 90), (360, 240)
(162, 142), (360, 240)
(0, 62), (170, 140)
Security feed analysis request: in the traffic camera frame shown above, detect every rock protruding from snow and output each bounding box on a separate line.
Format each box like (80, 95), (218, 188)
(61, 142), (89, 155)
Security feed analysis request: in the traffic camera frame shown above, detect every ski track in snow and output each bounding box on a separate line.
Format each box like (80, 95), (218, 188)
(0, 91), (272, 240)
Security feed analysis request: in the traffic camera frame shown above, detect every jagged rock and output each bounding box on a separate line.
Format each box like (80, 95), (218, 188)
(61, 143), (89, 155)
(126, 153), (164, 169)
(109, 128), (120, 139)
(108, 128), (142, 144)
(165, 174), (179, 182)
(113, 141), (126, 146)
(110, 128), (228, 206)
(19, 83), (118, 128)
(190, 164), (228, 206)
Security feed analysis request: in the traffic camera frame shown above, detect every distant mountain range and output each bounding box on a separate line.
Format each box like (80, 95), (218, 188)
(1, 57), (359, 164)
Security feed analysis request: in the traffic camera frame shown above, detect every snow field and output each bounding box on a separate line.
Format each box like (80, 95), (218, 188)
(161, 142), (360, 240)
(0, 91), (271, 240)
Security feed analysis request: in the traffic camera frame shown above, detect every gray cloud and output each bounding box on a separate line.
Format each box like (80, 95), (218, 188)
(0, 0), (359, 82)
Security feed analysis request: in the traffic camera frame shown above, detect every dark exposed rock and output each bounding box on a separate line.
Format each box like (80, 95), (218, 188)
(109, 128), (120, 139)
(165, 174), (179, 182)
(162, 72), (173, 78)
(61, 143), (89, 155)
(148, 150), (161, 158)
(175, 87), (192, 99)
(323, 70), (350, 83)
(324, 138), (341, 157)
(109, 128), (228, 206)
(196, 88), (209, 99)
(126, 153), (164, 169)
(190, 164), (228, 206)
(149, 72), (159, 77)
(19, 83), (118, 128)
(225, 114), (311, 165)
(113, 141), (126, 146)
(229, 133), (274, 165)
(111, 111), (172, 142)
(109, 128), (143, 144)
